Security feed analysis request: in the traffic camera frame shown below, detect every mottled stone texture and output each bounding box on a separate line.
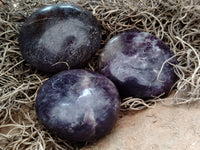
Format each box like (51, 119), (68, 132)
(19, 4), (101, 72)
(36, 69), (120, 142)
(99, 31), (177, 100)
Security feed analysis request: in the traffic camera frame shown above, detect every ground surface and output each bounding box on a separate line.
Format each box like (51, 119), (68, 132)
(82, 102), (200, 150)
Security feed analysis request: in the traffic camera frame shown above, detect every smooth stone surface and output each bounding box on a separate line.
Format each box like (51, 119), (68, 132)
(82, 101), (200, 150)
(19, 4), (101, 72)
(36, 69), (120, 142)
(99, 31), (177, 100)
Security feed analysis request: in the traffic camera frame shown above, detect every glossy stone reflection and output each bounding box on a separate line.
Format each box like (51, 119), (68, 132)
(99, 31), (177, 100)
(36, 69), (120, 142)
(19, 4), (101, 72)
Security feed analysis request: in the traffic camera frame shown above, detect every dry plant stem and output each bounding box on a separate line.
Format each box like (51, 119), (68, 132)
(0, 0), (200, 149)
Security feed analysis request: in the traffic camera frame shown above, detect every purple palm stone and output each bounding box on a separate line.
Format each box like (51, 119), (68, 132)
(99, 31), (177, 100)
(19, 4), (101, 72)
(36, 69), (120, 142)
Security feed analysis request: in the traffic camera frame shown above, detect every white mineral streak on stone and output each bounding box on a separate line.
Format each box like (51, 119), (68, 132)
(110, 53), (155, 85)
(84, 108), (97, 135)
(133, 32), (149, 47)
(113, 98), (120, 113)
(81, 74), (91, 87)
(39, 18), (90, 54)
(84, 108), (96, 126)
(51, 78), (60, 89)
(109, 33), (166, 88)
(79, 88), (92, 98)
(50, 75), (110, 131)
(101, 36), (122, 63)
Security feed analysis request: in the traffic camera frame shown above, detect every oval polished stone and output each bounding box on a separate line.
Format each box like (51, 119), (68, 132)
(19, 4), (101, 72)
(36, 69), (120, 142)
(99, 31), (177, 100)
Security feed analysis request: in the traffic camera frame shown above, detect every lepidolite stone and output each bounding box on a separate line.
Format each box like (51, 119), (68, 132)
(19, 4), (101, 72)
(99, 31), (177, 100)
(36, 69), (120, 142)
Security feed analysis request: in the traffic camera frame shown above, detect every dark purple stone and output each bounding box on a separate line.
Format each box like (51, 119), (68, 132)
(99, 31), (177, 100)
(19, 4), (101, 72)
(36, 69), (120, 142)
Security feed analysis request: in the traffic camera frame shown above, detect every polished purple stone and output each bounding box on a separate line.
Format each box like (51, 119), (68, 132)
(99, 31), (177, 100)
(36, 69), (120, 142)
(19, 4), (101, 72)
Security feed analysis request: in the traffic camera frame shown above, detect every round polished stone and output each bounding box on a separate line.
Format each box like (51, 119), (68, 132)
(36, 69), (120, 142)
(99, 31), (177, 100)
(19, 4), (101, 72)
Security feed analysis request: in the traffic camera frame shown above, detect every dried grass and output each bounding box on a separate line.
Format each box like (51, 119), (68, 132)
(0, 0), (200, 149)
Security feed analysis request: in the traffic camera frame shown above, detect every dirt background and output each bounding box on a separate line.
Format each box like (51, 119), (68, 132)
(82, 101), (200, 150)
